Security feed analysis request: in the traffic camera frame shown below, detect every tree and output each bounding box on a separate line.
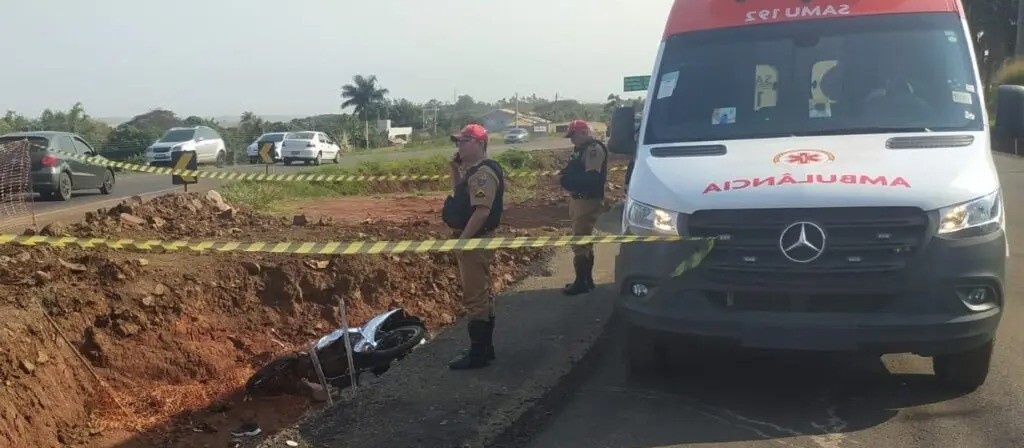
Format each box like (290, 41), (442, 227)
(341, 74), (389, 148)
(964, 0), (1017, 87)
(384, 99), (422, 128)
(103, 125), (153, 159)
(123, 109), (182, 134)
(604, 94), (624, 115)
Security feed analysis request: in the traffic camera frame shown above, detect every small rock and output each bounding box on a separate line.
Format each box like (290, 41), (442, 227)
(304, 260), (330, 270)
(15, 252), (31, 263)
(113, 321), (141, 337)
(215, 202), (232, 213)
(36, 352), (49, 364)
(136, 258), (150, 267)
(32, 271), (52, 283)
(119, 213), (146, 226)
(241, 261), (261, 275)
(39, 222), (67, 237)
(218, 208), (235, 220)
(286, 440), (299, 447)
(141, 296), (155, 307)
(302, 379), (329, 402)
(0, 256), (10, 264)
(58, 259), (87, 273)
(149, 216), (166, 228)
(205, 190), (225, 204)
(21, 360), (35, 374)
(292, 215), (309, 226)
(153, 284), (168, 296)
(229, 227), (242, 234)
(21, 228), (37, 236)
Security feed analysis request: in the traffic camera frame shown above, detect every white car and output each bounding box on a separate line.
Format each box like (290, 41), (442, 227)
(246, 132), (290, 164)
(145, 126), (228, 168)
(281, 131), (341, 166)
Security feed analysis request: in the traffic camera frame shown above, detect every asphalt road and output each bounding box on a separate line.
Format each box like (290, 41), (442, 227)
(14, 137), (567, 229)
(527, 153), (1024, 448)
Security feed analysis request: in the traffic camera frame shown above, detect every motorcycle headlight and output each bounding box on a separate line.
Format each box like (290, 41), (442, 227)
(937, 190), (1002, 238)
(623, 196), (678, 235)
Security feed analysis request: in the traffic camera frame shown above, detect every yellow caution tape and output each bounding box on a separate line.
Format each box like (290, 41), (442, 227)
(0, 234), (705, 254)
(0, 234), (712, 277)
(53, 150), (627, 183)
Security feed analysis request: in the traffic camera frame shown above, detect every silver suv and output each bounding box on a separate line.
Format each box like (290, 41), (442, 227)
(145, 126), (228, 168)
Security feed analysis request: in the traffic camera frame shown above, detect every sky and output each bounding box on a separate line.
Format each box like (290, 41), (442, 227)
(0, 0), (672, 118)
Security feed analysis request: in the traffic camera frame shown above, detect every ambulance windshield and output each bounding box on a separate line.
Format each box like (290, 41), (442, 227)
(644, 13), (983, 144)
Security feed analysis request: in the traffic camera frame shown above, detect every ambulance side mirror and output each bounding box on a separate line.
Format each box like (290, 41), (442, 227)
(608, 106), (638, 155)
(993, 85), (1024, 154)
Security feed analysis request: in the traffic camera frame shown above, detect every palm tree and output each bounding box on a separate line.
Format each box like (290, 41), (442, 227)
(341, 74), (389, 148)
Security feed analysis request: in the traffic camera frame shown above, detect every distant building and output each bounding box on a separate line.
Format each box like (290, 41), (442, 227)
(376, 119), (412, 144)
(480, 109), (551, 132)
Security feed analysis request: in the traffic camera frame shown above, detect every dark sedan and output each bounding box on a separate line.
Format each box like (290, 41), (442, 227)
(0, 131), (115, 201)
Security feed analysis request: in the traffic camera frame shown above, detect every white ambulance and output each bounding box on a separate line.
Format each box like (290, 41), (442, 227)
(609, 0), (1015, 392)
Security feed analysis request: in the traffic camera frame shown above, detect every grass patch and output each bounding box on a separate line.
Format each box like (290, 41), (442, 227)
(351, 134), (512, 155)
(221, 149), (559, 212)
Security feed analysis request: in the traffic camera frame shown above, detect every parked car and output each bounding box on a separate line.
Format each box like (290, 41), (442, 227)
(0, 131), (115, 201)
(281, 131), (341, 166)
(503, 128), (530, 144)
(246, 132), (289, 164)
(145, 126), (228, 168)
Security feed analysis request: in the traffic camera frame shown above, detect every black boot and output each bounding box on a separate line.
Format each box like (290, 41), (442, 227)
(484, 316), (496, 361)
(448, 319), (492, 370)
(585, 253), (596, 290)
(563, 254), (593, 296)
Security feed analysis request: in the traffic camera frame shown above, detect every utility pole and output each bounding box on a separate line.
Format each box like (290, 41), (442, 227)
(514, 92), (519, 128)
(452, 89), (458, 130)
(1017, 0), (1024, 56)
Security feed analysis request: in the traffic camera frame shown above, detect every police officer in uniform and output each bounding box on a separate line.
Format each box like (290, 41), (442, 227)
(557, 119), (608, 295)
(442, 124), (505, 370)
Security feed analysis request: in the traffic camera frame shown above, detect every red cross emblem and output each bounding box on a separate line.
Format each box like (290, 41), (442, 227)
(773, 149), (835, 166)
(786, 152), (822, 165)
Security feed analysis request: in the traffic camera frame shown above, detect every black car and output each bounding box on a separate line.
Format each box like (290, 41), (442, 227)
(0, 131), (115, 201)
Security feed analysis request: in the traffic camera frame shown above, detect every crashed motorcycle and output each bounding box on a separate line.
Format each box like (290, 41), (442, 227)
(245, 308), (427, 397)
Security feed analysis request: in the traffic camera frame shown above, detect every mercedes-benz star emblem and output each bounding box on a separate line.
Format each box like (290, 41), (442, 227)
(779, 221), (827, 263)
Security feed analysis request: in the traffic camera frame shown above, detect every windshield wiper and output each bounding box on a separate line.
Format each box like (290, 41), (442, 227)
(795, 127), (934, 137)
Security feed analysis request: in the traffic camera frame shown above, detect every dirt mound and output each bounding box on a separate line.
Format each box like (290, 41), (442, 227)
(28, 191), (281, 240)
(0, 191), (553, 447)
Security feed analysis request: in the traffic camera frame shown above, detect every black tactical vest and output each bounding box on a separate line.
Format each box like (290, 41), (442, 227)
(565, 139), (608, 199)
(442, 159), (505, 237)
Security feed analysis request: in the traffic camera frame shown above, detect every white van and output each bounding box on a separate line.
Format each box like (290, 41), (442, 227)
(608, 0), (1013, 392)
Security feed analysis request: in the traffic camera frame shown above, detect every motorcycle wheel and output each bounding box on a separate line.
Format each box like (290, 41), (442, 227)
(245, 353), (308, 396)
(371, 325), (427, 360)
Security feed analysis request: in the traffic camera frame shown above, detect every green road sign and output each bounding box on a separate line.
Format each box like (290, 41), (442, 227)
(624, 75), (651, 92)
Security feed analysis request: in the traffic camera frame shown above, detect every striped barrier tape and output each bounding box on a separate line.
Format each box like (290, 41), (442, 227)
(0, 234), (713, 276)
(53, 150), (628, 183)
